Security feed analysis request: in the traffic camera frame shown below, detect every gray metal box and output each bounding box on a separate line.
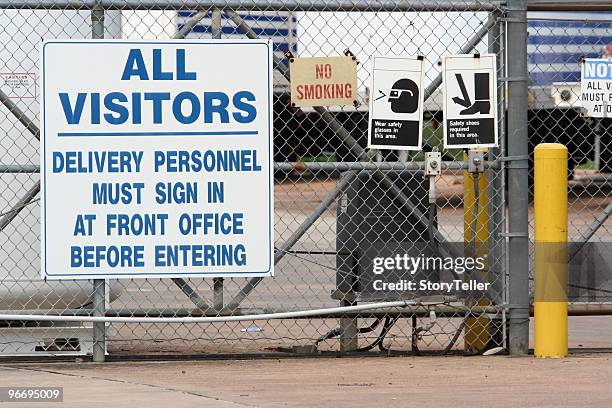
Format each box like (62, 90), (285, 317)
(335, 170), (439, 301)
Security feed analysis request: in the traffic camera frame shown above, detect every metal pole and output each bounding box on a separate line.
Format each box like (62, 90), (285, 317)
(0, 0), (503, 12)
(277, 161), (499, 171)
(569, 201), (612, 261)
(506, 0), (530, 356)
(92, 3), (105, 38)
(487, 11), (506, 346)
(0, 181), (40, 232)
(213, 278), (224, 311)
(487, 12), (505, 350)
(0, 165), (40, 173)
(0, 89), (40, 140)
(211, 8), (222, 38)
(91, 3), (106, 363)
(173, 9), (208, 39)
(92, 278), (106, 361)
(488, 12), (503, 305)
(594, 120), (602, 171)
(172, 278), (211, 311)
(498, 16), (509, 342)
(211, 8), (224, 311)
(0, 298), (436, 324)
(0, 160), (500, 174)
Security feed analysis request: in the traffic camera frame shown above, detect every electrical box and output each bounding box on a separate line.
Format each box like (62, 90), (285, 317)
(335, 170), (440, 301)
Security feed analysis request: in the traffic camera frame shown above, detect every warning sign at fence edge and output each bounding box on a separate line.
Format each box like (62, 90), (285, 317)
(581, 58), (612, 118)
(40, 39), (274, 280)
(367, 55), (425, 151)
(442, 54), (498, 149)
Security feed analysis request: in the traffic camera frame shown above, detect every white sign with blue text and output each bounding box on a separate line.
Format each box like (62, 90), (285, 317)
(581, 58), (612, 118)
(41, 40), (274, 279)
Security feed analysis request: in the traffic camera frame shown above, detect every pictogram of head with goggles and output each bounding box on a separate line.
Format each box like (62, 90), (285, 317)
(386, 78), (420, 114)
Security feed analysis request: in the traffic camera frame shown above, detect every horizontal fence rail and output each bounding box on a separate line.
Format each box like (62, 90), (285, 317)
(0, 0), (504, 11)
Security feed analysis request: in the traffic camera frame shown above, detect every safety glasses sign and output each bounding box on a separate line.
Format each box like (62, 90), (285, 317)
(368, 56), (425, 150)
(40, 40), (274, 279)
(443, 54), (498, 148)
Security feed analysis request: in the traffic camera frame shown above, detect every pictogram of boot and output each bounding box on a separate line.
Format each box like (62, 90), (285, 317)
(460, 72), (490, 115)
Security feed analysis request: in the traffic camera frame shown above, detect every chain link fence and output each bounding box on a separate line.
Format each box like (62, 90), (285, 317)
(526, 10), (612, 310)
(0, 0), (608, 359)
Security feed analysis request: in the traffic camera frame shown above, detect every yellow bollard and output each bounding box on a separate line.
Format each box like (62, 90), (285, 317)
(534, 143), (568, 358)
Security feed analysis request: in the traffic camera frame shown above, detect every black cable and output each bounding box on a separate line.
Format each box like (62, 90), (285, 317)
(315, 318), (382, 345)
(277, 249), (351, 256)
(274, 247), (337, 272)
(378, 316), (401, 352)
(442, 310), (470, 355)
(355, 316), (399, 352)
(427, 203), (438, 254)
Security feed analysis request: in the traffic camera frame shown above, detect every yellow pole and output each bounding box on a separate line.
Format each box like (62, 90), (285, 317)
(534, 143), (568, 358)
(463, 152), (490, 353)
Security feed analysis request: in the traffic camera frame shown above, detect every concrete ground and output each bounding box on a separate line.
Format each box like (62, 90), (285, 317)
(2, 353), (612, 408)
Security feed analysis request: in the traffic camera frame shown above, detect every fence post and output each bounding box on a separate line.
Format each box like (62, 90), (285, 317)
(488, 10), (505, 347)
(211, 8), (225, 312)
(534, 143), (568, 358)
(91, 2), (106, 363)
(506, 0), (530, 355)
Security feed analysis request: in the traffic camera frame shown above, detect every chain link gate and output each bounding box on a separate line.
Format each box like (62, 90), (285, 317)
(526, 9), (612, 317)
(0, 0), (537, 358)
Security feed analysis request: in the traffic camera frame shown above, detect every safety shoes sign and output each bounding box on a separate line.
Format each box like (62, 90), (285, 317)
(367, 55), (425, 150)
(442, 54), (498, 149)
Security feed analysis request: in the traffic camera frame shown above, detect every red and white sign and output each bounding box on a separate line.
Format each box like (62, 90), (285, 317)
(290, 56), (358, 107)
